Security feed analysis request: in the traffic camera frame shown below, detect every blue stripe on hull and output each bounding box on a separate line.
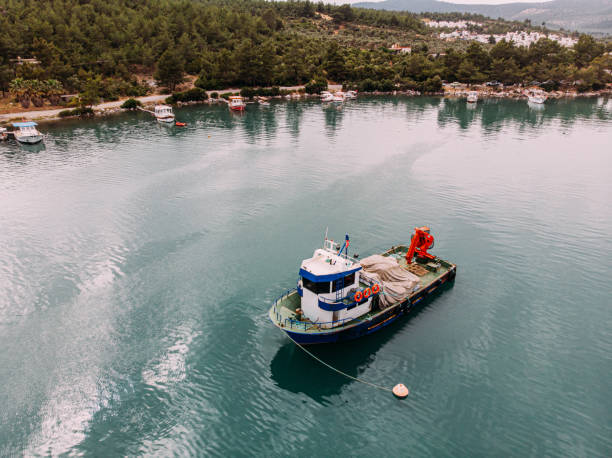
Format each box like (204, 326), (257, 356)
(280, 269), (455, 345)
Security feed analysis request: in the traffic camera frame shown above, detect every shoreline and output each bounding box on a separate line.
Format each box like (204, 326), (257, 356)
(1, 87), (610, 125)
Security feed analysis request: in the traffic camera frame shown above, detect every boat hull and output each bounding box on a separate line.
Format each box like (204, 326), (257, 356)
(156, 116), (175, 123)
(272, 265), (456, 345)
(16, 135), (43, 144)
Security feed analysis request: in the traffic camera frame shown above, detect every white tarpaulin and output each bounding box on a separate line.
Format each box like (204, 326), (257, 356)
(360, 255), (420, 309)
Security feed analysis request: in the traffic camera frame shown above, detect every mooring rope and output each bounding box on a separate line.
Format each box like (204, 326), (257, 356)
(283, 333), (394, 394)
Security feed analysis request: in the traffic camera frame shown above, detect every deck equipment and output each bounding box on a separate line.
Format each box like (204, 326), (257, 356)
(406, 226), (435, 264)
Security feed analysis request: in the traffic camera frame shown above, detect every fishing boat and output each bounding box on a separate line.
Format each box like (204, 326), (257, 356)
(345, 90), (357, 99)
(229, 95), (246, 111)
(332, 92), (345, 103)
(12, 122), (43, 144)
(321, 92), (334, 102)
(154, 105), (175, 123)
(527, 90), (547, 104)
(269, 227), (457, 344)
(0, 127), (7, 141)
(467, 91), (478, 103)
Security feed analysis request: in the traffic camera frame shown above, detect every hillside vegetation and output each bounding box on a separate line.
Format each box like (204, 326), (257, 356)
(0, 0), (610, 107)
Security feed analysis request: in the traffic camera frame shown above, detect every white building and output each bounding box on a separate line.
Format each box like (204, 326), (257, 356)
(439, 29), (578, 48)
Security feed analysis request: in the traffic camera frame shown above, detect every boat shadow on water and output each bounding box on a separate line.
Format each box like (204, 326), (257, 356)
(269, 281), (455, 403)
(1, 140), (47, 156)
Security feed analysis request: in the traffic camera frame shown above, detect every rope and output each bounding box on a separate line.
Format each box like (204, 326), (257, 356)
(283, 333), (394, 394)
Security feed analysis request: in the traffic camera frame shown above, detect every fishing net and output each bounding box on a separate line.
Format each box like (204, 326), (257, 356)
(360, 255), (419, 309)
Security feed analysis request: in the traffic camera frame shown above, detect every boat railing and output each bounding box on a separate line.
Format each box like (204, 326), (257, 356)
(318, 295), (355, 311)
(272, 288), (297, 315)
(272, 288), (355, 330)
(283, 316), (354, 331)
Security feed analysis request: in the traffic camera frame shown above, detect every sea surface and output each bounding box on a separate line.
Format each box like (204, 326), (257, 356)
(1, 97), (611, 456)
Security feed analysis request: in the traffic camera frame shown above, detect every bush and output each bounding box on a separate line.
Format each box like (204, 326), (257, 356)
(240, 87), (281, 98)
(195, 75), (223, 90)
(540, 80), (560, 92)
(419, 75), (443, 93)
(58, 107), (94, 117)
(181, 87), (209, 101)
(166, 87), (209, 104)
(357, 78), (378, 92)
(210, 92), (219, 99)
(305, 78), (328, 94)
(121, 98), (142, 109)
(240, 87), (256, 98)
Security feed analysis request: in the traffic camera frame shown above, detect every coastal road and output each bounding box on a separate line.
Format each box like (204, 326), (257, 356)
(0, 85), (336, 122)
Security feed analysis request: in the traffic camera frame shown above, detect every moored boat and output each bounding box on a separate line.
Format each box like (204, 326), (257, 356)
(0, 127), (7, 141)
(12, 122), (43, 144)
(467, 91), (478, 103)
(344, 90), (357, 99)
(269, 227), (456, 344)
(154, 105), (175, 123)
(527, 90), (547, 104)
(229, 95), (246, 111)
(332, 92), (345, 102)
(321, 92), (334, 102)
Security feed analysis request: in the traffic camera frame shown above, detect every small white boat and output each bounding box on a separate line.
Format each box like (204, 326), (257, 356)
(344, 90), (357, 99)
(528, 92), (547, 104)
(0, 127), (7, 141)
(332, 92), (345, 103)
(321, 92), (334, 102)
(12, 122), (43, 144)
(467, 91), (478, 103)
(154, 105), (175, 123)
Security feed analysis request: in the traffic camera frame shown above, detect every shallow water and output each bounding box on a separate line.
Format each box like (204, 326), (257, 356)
(1, 97), (611, 456)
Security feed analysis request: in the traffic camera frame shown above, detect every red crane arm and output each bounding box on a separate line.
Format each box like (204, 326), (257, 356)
(406, 226), (435, 264)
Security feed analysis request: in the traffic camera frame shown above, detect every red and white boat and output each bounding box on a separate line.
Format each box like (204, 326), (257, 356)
(228, 96), (246, 111)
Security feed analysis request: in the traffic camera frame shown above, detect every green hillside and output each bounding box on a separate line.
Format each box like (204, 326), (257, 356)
(0, 0), (610, 107)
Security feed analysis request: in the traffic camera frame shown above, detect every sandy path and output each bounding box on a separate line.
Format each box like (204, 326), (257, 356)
(0, 85), (320, 122)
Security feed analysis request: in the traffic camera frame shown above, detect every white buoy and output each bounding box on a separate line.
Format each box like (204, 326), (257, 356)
(392, 384), (409, 399)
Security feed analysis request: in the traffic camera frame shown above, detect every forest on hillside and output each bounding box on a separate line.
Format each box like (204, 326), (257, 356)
(1, 0), (610, 107)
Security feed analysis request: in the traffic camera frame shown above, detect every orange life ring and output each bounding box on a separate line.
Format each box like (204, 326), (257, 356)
(363, 287), (371, 298)
(372, 284), (380, 294)
(354, 291), (363, 302)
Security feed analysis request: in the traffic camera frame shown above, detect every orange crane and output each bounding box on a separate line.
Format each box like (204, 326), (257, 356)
(406, 226), (435, 264)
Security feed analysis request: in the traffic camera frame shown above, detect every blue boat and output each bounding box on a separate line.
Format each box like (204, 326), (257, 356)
(269, 228), (457, 344)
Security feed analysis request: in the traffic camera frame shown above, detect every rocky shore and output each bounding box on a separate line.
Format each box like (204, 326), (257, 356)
(1, 86), (610, 125)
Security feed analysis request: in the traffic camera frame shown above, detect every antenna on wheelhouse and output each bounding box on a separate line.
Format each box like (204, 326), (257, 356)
(324, 226), (329, 247)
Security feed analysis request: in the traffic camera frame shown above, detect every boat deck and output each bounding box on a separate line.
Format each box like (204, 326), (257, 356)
(270, 245), (454, 334)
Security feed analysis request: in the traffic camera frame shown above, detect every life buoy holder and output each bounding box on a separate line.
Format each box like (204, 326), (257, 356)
(354, 291), (363, 303)
(363, 287), (371, 298)
(372, 284), (380, 294)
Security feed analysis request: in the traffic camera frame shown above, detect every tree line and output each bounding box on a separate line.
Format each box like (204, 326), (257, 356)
(0, 0), (610, 106)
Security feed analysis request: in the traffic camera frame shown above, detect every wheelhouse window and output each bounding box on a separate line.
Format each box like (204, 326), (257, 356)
(332, 272), (356, 293)
(302, 277), (330, 294)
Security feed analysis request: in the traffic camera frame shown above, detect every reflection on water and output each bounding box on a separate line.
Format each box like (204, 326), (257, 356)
(0, 96), (611, 456)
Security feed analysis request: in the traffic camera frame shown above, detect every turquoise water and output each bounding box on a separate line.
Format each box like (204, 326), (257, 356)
(1, 97), (611, 456)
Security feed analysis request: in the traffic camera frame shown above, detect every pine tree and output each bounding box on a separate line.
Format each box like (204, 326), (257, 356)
(154, 49), (184, 91)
